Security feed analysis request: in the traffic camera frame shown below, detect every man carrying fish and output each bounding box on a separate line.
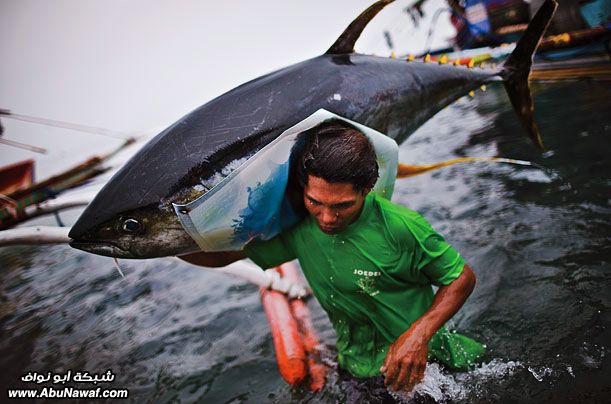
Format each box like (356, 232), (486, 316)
(179, 119), (485, 393)
(66, 0), (558, 395)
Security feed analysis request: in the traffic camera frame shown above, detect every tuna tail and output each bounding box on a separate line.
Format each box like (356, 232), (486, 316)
(499, 0), (558, 149)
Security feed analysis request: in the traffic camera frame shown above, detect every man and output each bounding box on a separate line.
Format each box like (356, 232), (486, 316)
(179, 119), (485, 392)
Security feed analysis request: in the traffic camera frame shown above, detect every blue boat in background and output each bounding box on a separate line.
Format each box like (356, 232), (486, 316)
(406, 0), (610, 80)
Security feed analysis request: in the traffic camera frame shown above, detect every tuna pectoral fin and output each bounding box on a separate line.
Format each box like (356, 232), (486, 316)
(500, 0), (558, 149)
(396, 157), (540, 178)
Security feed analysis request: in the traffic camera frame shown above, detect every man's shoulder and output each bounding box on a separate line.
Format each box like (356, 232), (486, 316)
(369, 193), (437, 245)
(370, 193), (425, 223)
(277, 214), (314, 240)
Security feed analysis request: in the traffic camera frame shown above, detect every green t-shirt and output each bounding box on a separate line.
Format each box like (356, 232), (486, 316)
(246, 193), (485, 377)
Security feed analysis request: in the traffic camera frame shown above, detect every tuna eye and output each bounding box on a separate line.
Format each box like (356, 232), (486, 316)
(122, 218), (143, 234)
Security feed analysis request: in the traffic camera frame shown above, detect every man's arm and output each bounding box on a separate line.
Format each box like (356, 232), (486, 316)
(178, 250), (246, 267)
(380, 264), (477, 392)
(179, 232), (295, 269)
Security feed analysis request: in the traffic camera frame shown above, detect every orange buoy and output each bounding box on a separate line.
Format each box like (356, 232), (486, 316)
(280, 262), (326, 391)
(260, 277), (307, 386)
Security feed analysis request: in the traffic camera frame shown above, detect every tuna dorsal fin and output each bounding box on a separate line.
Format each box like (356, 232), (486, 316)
(326, 0), (395, 54)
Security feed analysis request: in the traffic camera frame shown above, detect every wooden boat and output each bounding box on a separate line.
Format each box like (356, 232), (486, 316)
(0, 159), (34, 195)
(0, 138), (135, 230)
(531, 53), (611, 80)
(414, 23), (611, 82)
(411, 0), (611, 81)
(448, 0), (610, 50)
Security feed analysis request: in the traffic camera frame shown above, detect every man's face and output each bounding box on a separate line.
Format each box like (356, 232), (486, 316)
(303, 175), (368, 234)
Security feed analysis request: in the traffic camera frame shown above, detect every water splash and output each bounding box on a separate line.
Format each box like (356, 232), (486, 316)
(390, 359), (523, 403)
(527, 365), (553, 382)
(579, 341), (605, 369)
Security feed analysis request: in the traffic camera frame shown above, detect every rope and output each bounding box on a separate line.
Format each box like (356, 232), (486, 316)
(397, 156), (545, 178)
(424, 8), (451, 54)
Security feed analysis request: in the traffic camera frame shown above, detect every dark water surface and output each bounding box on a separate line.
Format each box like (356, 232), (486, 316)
(1, 80), (609, 403)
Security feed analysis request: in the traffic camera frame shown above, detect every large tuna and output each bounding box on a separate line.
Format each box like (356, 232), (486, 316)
(69, 0), (558, 258)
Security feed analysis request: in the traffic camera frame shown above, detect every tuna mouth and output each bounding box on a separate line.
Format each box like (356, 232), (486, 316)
(69, 240), (133, 258)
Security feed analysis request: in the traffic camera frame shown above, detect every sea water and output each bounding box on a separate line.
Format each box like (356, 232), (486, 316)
(0, 80), (609, 403)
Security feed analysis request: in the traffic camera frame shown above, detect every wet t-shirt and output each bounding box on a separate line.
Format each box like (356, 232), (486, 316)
(245, 193), (485, 377)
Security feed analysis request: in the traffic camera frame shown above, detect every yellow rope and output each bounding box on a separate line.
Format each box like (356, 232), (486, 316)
(397, 157), (537, 178)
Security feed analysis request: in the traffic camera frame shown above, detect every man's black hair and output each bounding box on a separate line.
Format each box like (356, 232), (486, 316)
(285, 119), (379, 218)
(293, 119), (379, 192)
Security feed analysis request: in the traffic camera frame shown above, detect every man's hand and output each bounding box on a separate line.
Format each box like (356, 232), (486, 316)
(380, 264), (477, 392)
(380, 328), (428, 392)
